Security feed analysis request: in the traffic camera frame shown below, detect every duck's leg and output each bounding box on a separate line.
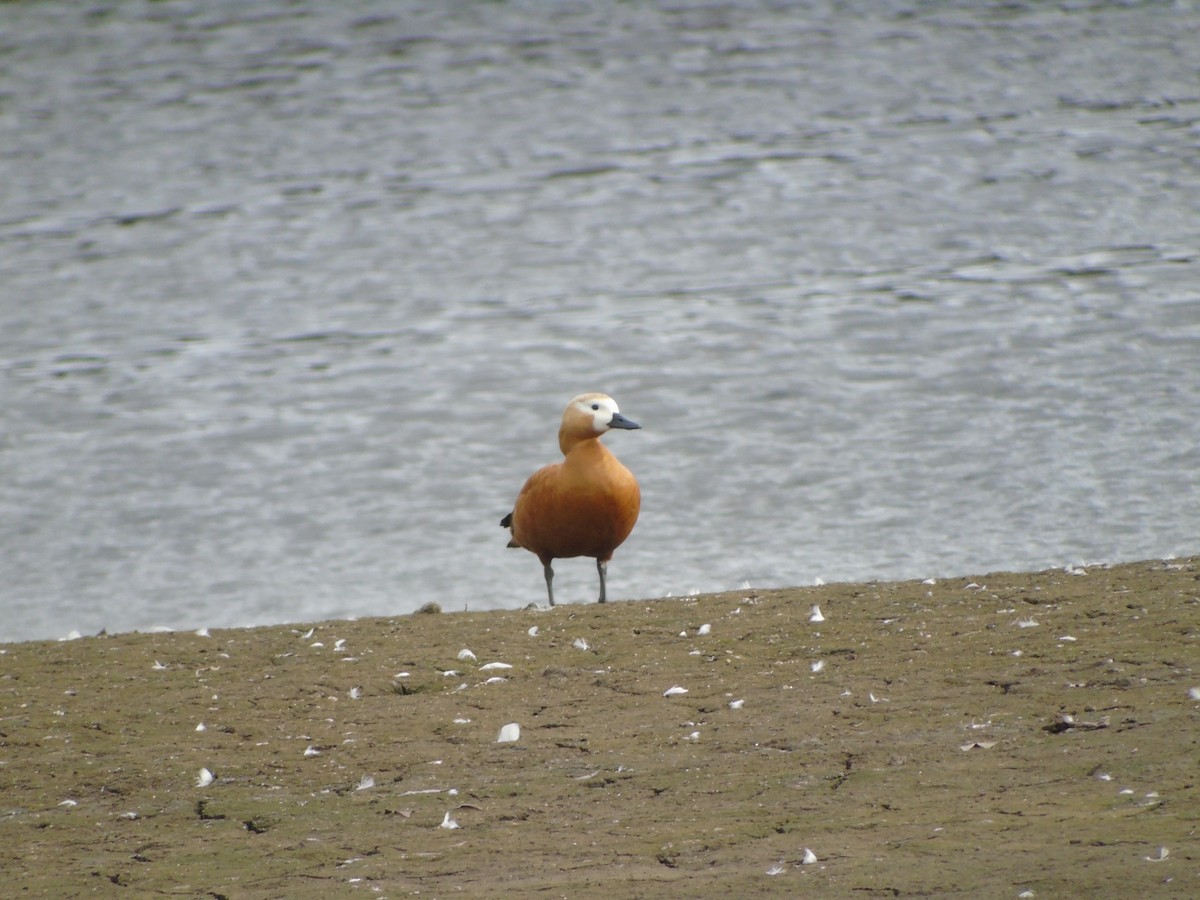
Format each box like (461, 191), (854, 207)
(543, 562), (556, 606)
(596, 559), (608, 604)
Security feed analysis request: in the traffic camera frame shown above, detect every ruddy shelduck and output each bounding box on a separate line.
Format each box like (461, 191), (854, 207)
(501, 393), (641, 606)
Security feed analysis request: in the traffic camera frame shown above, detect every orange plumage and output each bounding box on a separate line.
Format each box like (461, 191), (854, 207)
(501, 393), (641, 605)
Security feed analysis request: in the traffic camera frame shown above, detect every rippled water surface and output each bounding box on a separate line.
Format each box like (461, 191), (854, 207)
(3, 1), (1198, 642)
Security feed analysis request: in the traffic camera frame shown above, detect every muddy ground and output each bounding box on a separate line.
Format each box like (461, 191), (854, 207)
(1, 557), (1197, 897)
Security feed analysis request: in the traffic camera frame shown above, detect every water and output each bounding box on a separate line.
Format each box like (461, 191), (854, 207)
(2, 1), (1198, 643)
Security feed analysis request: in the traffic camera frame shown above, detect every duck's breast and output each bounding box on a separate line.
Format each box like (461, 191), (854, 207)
(512, 443), (639, 561)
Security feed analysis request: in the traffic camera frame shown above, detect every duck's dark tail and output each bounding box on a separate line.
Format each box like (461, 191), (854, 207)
(500, 511), (521, 547)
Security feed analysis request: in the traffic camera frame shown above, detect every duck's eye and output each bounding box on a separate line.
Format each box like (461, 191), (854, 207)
(591, 403), (600, 410)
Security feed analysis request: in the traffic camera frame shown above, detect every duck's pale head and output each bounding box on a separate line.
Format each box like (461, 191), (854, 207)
(560, 393), (640, 452)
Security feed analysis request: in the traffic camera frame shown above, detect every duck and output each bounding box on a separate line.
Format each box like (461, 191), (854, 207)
(501, 393), (641, 606)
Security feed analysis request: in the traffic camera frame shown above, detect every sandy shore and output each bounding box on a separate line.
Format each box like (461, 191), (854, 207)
(1, 557), (1197, 897)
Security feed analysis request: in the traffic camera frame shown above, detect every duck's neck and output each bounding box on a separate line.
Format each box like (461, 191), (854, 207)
(559, 428), (601, 456)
